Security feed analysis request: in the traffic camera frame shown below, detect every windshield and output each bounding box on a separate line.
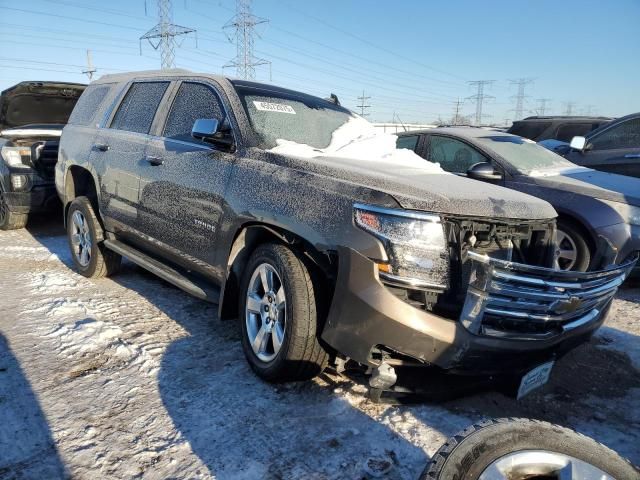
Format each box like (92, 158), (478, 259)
(235, 85), (353, 149)
(476, 135), (578, 174)
(234, 84), (445, 172)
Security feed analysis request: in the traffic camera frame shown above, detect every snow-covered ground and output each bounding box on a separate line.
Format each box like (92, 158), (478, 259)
(1, 217), (638, 479)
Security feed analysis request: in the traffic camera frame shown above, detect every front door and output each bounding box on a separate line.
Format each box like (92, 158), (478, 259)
(566, 117), (640, 178)
(137, 80), (236, 279)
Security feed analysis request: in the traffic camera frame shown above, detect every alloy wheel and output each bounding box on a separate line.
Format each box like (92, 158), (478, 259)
(245, 263), (286, 363)
(556, 229), (578, 271)
(479, 450), (614, 480)
(70, 210), (92, 267)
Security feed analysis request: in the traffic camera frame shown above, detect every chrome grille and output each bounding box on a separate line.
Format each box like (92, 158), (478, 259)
(460, 251), (636, 339)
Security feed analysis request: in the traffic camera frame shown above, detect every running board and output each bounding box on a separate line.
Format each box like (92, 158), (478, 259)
(103, 239), (220, 303)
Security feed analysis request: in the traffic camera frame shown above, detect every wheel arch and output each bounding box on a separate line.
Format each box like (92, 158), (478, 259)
(554, 209), (597, 255)
(63, 166), (101, 226)
(218, 222), (337, 321)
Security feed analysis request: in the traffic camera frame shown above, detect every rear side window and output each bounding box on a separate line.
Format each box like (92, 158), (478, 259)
(591, 118), (640, 150)
(396, 135), (419, 151)
(68, 84), (112, 126)
(163, 82), (225, 140)
(110, 81), (169, 134)
(508, 121), (551, 140)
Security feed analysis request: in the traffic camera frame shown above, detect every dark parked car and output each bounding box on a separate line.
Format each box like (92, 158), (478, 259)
(56, 71), (633, 396)
(508, 115), (612, 142)
(397, 127), (640, 273)
(565, 112), (640, 178)
(0, 81), (86, 229)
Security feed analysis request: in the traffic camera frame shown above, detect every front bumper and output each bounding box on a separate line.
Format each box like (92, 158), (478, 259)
(1, 172), (58, 214)
(321, 247), (635, 375)
(594, 222), (640, 275)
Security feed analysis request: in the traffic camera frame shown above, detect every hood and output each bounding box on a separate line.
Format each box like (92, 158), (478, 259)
(274, 152), (557, 220)
(526, 168), (640, 206)
(0, 81), (86, 131)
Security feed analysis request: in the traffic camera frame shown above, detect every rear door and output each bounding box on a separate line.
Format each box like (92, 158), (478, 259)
(566, 117), (640, 177)
(137, 79), (236, 278)
(91, 80), (170, 233)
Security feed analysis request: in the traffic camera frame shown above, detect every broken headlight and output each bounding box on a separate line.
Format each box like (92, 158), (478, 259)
(354, 204), (449, 289)
(1, 146), (31, 169)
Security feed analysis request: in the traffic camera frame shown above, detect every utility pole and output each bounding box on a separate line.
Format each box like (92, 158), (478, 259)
(82, 49), (96, 81)
(563, 101), (576, 116)
(140, 0), (196, 69)
(452, 98), (464, 124)
(510, 78), (534, 120)
(535, 98), (552, 116)
(582, 104), (596, 116)
(467, 80), (494, 125)
(357, 90), (371, 117)
(224, 0), (270, 80)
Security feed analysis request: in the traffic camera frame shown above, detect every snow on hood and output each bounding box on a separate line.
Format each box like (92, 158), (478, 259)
(269, 116), (446, 173)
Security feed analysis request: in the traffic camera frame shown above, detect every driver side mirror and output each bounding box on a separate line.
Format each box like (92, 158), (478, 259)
(191, 118), (234, 149)
(569, 136), (588, 152)
(467, 162), (503, 182)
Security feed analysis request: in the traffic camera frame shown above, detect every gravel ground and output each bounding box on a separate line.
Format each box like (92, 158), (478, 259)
(1, 216), (638, 479)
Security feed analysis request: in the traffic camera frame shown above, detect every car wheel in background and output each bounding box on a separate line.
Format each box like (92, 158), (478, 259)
(66, 196), (121, 278)
(556, 219), (591, 271)
(239, 242), (328, 382)
(420, 418), (640, 480)
(0, 188), (28, 230)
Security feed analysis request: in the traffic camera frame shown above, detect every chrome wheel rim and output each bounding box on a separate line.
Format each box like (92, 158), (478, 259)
(0, 190), (7, 226)
(556, 229), (578, 271)
(479, 450), (614, 479)
(70, 210), (92, 267)
(245, 263), (286, 363)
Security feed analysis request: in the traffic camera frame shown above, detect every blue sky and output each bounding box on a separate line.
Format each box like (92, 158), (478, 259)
(0, 0), (638, 124)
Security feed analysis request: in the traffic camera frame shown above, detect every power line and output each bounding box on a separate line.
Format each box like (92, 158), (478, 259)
(140, 0), (197, 69)
(467, 80), (495, 125)
(510, 77), (534, 120)
(357, 90), (371, 117)
(223, 0), (270, 80)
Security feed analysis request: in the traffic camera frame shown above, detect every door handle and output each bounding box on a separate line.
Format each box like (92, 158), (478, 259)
(146, 156), (164, 166)
(94, 143), (110, 152)
(624, 153), (640, 159)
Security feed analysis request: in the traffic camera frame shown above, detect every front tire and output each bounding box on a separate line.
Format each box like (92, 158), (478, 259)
(239, 243), (328, 382)
(420, 418), (639, 480)
(556, 219), (591, 272)
(66, 197), (121, 278)
(0, 188), (28, 230)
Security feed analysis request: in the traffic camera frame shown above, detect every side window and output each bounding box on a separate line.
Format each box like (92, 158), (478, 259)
(428, 136), (488, 173)
(110, 81), (169, 134)
(68, 84), (112, 126)
(555, 123), (593, 142)
(590, 119), (640, 150)
(396, 135), (419, 152)
(163, 82), (225, 140)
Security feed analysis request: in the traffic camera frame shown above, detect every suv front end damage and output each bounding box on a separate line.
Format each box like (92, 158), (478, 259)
(321, 204), (636, 381)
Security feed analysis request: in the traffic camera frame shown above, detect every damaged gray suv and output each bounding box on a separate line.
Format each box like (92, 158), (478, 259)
(56, 70), (635, 394)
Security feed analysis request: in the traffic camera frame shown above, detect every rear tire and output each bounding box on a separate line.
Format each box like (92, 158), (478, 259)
(66, 197), (121, 278)
(556, 219), (591, 272)
(420, 418), (639, 480)
(239, 243), (328, 382)
(0, 189), (28, 230)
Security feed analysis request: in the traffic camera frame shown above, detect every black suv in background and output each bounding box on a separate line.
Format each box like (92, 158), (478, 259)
(56, 70), (633, 395)
(508, 115), (612, 143)
(0, 81), (85, 229)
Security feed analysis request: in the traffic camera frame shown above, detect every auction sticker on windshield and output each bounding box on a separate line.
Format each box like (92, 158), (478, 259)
(253, 101), (296, 114)
(517, 360), (554, 400)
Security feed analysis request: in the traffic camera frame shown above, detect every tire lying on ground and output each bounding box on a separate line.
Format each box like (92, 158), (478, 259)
(420, 418), (640, 480)
(0, 188), (28, 230)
